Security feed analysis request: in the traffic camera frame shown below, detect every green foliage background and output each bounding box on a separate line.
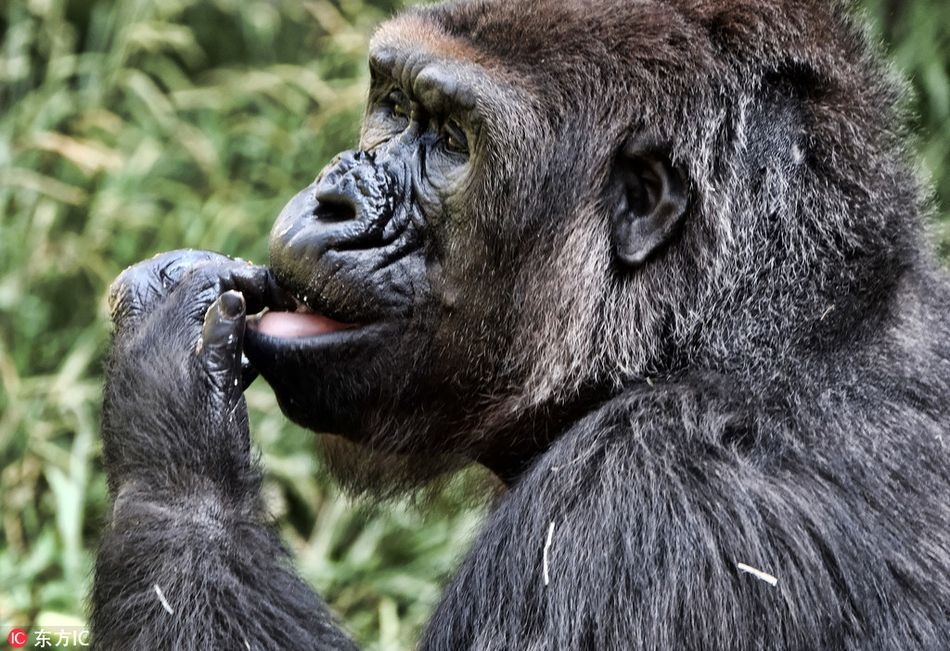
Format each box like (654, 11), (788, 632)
(0, 0), (946, 648)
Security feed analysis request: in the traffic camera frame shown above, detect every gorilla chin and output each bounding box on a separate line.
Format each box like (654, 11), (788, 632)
(245, 298), (467, 495)
(245, 312), (408, 438)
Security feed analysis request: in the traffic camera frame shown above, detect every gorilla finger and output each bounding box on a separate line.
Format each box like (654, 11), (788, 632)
(109, 250), (231, 333)
(199, 291), (247, 403)
(222, 264), (297, 315)
(154, 250), (233, 294)
(173, 262), (293, 323)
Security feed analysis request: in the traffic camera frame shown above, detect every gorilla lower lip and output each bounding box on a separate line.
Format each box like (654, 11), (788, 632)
(253, 311), (351, 338)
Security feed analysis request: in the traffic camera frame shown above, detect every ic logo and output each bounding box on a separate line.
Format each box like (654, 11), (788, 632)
(7, 628), (27, 648)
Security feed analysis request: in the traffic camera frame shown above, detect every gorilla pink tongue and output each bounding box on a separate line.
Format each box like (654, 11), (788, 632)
(255, 311), (350, 338)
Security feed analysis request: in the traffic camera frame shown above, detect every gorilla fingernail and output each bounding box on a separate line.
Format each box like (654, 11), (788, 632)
(219, 291), (245, 319)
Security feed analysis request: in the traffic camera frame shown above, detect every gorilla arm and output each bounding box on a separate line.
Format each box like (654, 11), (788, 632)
(91, 251), (356, 650)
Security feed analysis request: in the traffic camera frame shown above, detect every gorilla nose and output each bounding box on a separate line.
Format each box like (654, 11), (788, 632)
(312, 165), (362, 222)
(310, 150), (387, 225)
(312, 186), (358, 222)
(268, 149), (399, 265)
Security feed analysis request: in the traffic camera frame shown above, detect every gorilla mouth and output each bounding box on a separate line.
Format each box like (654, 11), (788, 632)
(252, 293), (355, 339)
(254, 308), (352, 338)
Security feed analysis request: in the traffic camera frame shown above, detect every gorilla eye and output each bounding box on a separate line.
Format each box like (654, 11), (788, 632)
(385, 91), (410, 121)
(441, 119), (469, 155)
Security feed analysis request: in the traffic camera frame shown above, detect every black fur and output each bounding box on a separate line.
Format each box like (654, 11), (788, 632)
(93, 254), (355, 649)
(92, 1), (950, 649)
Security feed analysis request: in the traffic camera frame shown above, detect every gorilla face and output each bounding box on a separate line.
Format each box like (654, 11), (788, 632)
(245, 40), (505, 445)
(245, 8), (690, 468)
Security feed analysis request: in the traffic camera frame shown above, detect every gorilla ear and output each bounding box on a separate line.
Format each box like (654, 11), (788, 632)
(609, 140), (688, 267)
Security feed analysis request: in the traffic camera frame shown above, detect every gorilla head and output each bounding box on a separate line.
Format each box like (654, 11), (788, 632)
(245, 0), (921, 488)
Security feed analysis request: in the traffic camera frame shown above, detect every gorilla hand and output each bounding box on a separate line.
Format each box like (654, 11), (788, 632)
(94, 253), (357, 650)
(109, 250), (298, 388)
(102, 252), (291, 496)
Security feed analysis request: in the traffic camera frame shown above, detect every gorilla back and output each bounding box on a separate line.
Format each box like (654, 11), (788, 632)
(93, 0), (950, 649)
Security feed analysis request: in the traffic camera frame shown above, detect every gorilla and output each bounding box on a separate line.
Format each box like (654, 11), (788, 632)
(92, 0), (950, 648)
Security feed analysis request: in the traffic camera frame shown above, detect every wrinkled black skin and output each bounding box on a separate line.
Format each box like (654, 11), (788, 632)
(92, 0), (950, 649)
(246, 148), (433, 439)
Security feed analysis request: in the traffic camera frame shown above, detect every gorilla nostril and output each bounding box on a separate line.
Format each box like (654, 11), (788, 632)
(312, 193), (357, 222)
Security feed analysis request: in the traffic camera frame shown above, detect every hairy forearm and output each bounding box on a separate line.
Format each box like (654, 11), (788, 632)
(94, 261), (357, 650)
(91, 483), (355, 650)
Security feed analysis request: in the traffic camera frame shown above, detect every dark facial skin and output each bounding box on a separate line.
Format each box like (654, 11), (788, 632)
(244, 48), (495, 450)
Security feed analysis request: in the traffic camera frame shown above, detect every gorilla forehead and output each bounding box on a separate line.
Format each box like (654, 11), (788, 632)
(384, 0), (856, 91)
(368, 14), (543, 135)
(373, 1), (709, 108)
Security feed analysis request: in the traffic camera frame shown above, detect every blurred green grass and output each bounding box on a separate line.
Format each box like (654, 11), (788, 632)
(0, 0), (946, 649)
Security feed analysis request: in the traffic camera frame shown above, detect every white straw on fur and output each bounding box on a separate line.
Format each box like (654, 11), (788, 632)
(736, 562), (778, 586)
(543, 521), (556, 586)
(153, 583), (175, 614)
